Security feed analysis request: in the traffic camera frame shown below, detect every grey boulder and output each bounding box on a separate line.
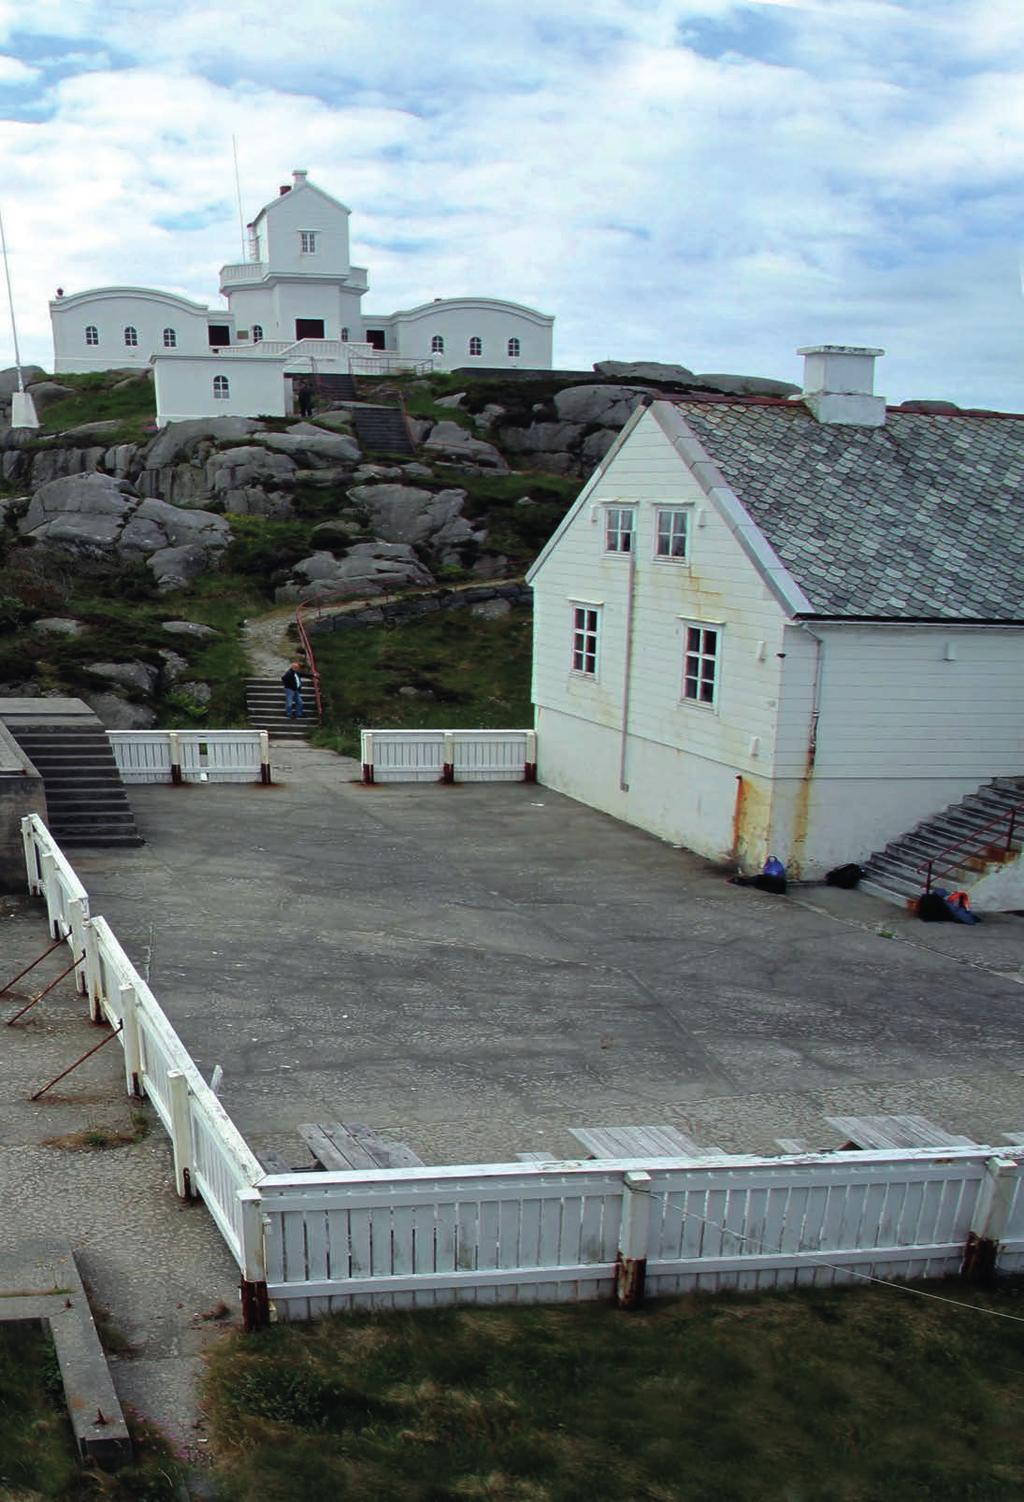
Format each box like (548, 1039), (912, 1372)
(144, 416), (265, 470)
(82, 691), (157, 729)
(593, 360), (695, 382)
(347, 483), (473, 551)
(0, 365), (46, 398)
(86, 660), (159, 695)
(254, 430), (360, 467)
(277, 542), (434, 604)
(20, 473), (136, 550)
(553, 384), (647, 426)
(421, 422), (508, 470)
(32, 616), (85, 637)
(149, 543), (216, 591)
(695, 373), (800, 396)
(161, 620), (219, 640)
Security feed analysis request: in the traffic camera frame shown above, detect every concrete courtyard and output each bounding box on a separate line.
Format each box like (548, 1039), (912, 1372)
(69, 742), (1024, 1168)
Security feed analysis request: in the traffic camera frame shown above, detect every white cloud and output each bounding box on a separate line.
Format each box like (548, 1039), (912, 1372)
(0, 0), (1017, 407)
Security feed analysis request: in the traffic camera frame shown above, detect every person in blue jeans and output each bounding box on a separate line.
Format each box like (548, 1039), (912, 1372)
(281, 662), (304, 718)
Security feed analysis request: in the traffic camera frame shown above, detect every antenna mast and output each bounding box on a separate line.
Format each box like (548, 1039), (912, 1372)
(232, 135), (247, 260)
(0, 208), (38, 427)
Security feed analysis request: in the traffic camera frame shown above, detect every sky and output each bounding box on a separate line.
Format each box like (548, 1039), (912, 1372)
(0, 0), (1020, 408)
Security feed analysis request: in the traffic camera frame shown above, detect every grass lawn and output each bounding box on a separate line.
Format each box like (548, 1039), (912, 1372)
(203, 1283), (1024, 1502)
(310, 606), (533, 757)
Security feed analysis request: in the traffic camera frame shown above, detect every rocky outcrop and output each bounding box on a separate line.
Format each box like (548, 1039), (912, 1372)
(275, 542), (434, 604)
(253, 429), (360, 467)
(19, 472), (230, 589)
(594, 360), (695, 382)
(347, 483), (477, 555)
(421, 421), (508, 471)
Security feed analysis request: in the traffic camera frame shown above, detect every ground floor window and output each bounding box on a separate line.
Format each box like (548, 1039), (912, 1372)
(213, 375), (230, 399)
(571, 604), (601, 676)
(124, 325), (138, 347)
(85, 325), (98, 345)
(683, 623), (719, 707)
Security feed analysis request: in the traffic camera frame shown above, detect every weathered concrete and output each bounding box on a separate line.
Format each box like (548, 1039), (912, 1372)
(0, 719), (45, 889)
(73, 745), (1024, 1169)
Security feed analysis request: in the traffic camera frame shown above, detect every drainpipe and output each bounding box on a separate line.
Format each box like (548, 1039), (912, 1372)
(618, 545), (638, 792)
(800, 624), (826, 769)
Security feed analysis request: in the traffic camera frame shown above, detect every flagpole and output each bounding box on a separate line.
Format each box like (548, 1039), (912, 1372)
(0, 208), (38, 427)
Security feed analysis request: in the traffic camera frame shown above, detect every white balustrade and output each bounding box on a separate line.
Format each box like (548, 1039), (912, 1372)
(108, 730), (270, 785)
(361, 729), (537, 784)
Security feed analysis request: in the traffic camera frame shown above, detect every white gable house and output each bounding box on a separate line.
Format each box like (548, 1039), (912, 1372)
(527, 347), (1024, 900)
(51, 170), (555, 423)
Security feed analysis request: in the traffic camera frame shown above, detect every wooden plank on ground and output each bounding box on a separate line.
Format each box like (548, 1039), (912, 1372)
(825, 1114), (977, 1151)
(299, 1123), (378, 1171)
(774, 1138), (811, 1155)
(516, 1151), (557, 1162)
(344, 1121), (424, 1168)
(569, 1124), (725, 1159)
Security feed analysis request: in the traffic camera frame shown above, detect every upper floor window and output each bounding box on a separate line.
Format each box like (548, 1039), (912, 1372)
(604, 506), (634, 554)
(84, 325), (99, 346)
(571, 604), (601, 677)
(507, 336), (520, 358)
(340, 327), (349, 343)
(299, 230), (317, 254)
(431, 334), (445, 354)
(655, 508), (689, 561)
(252, 323), (263, 343)
(213, 374), (230, 399)
(683, 623), (719, 708)
(469, 336), (482, 356)
(162, 327), (176, 348)
(124, 326), (138, 347)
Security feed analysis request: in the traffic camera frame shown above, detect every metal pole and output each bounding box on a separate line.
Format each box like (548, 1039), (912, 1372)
(30, 1021), (123, 1100)
(6, 954), (85, 1025)
(0, 935), (66, 996)
(232, 135), (247, 262)
(0, 208), (24, 392)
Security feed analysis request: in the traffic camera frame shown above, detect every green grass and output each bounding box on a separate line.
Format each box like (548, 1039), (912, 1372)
(38, 370), (156, 438)
(310, 606), (533, 757)
(202, 1281), (1024, 1502)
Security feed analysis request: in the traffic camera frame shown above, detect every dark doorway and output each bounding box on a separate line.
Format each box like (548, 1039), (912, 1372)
(208, 325), (231, 347)
(365, 329), (387, 351)
(295, 318), (325, 340)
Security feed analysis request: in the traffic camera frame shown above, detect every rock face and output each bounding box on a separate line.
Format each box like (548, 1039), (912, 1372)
(347, 483), (475, 553)
(19, 472), (230, 589)
(421, 421), (508, 471)
(82, 691), (157, 729)
(276, 543), (434, 604)
(553, 385), (648, 426)
(254, 430), (360, 467)
(594, 360), (695, 382)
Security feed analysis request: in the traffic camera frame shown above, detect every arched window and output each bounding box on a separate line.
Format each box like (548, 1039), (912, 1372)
(430, 334), (444, 354)
(469, 336), (482, 356)
(124, 326), (138, 347)
(252, 324), (263, 343)
(213, 375), (230, 400)
(340, 327), (349, 343)
(507, 336), (521, 358)
(85, 325), (99, 346)
(162, 327), (176, 348)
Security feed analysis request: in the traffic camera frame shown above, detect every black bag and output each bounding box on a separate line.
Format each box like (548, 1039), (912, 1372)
(826, 863), (864, 890)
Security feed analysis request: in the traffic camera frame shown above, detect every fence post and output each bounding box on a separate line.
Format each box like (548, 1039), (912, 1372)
(67, 896), (89, 995)
(259, 731), (272, 785)
(239, 1188), (270, 1331)
(615, 1169), (652, 1308)
(83, 920), (103, 1023)
(524, 730), (538, 783)
(361, 731), (374, 784)
(167, 1070), (194, 1199)
(441, 731), (455, 784)
(121, 985), (142, 1097)
(168, 730), (182, 786)
(21, 818), (40, 895)
(962, 1156), (1019, 1282)
(40, 851), (59, 938)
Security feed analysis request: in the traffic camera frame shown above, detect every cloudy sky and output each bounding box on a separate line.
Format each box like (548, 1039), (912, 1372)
(0, 0), (1020, 407)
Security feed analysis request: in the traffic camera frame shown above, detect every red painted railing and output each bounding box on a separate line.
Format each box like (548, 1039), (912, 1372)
(918, 803), (1020, 892)
(294, 605), (322, 720)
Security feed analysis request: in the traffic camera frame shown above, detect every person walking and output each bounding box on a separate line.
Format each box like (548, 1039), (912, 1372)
(297, 381), (314, 419)
(281, 661), (305, 719)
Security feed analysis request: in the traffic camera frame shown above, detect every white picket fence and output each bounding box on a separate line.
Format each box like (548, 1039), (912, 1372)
(255, 1148), (1024, 1319)
(20, 814), (1024, 1327)
(108, 730), (271, 785)
(360, 728), (537, 783)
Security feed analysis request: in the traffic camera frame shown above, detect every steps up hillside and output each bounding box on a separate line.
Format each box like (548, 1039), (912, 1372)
(860, 777), (1024, 912)
(246, 676), (320, 741)
(351, 405), (416, 456)
(2, 698), (142, 849)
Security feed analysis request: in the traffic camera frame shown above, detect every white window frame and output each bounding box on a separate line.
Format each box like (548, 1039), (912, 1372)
(340, 326), (349, 342)
(604, 505), (634, 554)
(507, 336), (520, 358)
(468, 335), (482, 356)
(123, 325), (138, 347)
(84, 325), (98, 346)
(431, 333), (445, 354)
(162, 327), (176, 349)
(681, 620), (721, 710)
(252, 323), (263, 343)
(213, 374), (230, 400)
(654, 507), (690, 563)
(299, 230), (317, 254)
(570, 602), (601, 678)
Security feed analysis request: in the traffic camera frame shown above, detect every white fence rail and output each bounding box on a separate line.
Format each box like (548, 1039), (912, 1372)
(361, 728), (537, 784)
(20, 814), (1024, 1328)
(258, 1148), (1024, 1320)
(108, 730), (271, 785)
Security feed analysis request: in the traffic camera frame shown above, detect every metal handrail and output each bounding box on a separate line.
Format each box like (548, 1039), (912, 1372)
(918, 802), (1020, 892)
(294, 605), (323, 720)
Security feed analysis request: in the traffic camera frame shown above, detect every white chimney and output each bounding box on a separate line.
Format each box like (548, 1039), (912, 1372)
(292, 169), (308, 186)
(796, 344), (886, 427)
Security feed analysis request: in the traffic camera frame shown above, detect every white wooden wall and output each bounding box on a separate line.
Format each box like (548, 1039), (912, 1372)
(108, 730), (270, 784)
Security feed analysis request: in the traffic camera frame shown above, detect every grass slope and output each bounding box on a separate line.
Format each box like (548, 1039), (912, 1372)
(310, 606), (534, 757)
(203, 1281), (1024, 1502)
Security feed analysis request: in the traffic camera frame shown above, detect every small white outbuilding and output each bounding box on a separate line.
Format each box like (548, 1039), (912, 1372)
(526, 347), (1024, 885)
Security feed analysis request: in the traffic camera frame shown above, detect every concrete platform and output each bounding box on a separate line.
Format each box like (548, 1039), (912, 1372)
(72, 744), (1024, 1167)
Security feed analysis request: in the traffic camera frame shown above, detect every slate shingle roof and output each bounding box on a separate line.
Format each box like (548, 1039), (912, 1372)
(674, 401), (1024, 619)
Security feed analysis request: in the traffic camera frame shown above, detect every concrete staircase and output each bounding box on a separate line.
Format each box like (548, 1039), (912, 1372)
(860, 778), (1024, 908)
(286, 372), (357, 404)
(8, 722), (143, 849)
(245, 676), (320, 741)
(351, 404), (416, 456)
